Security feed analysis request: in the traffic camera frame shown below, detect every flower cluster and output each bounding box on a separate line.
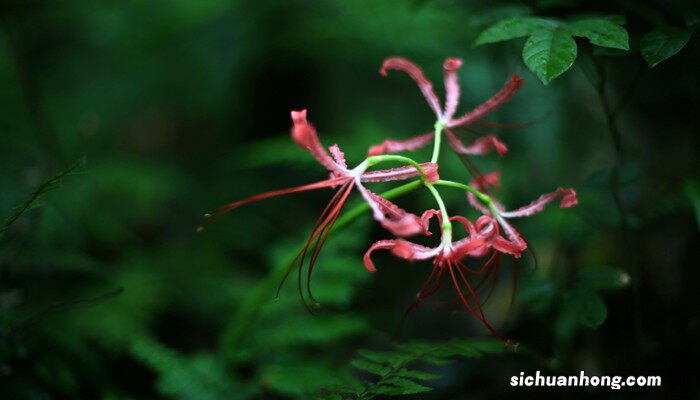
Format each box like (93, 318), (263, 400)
(209, 57), (578, 342)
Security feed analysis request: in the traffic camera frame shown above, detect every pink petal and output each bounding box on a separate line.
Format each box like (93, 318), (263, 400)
(499, 188), (578, 218)
(356, 185), (425, 237)
(329, 144), (347, 169)
(450, 215), (490, 257)
(391, 239), (441, 261)
(360, 162), (439, 183)
(420, 209), (442, 236)
(491, 216), (527, 257)
(443, 58), (463, 121)
(367, 131), (435, 156)
(363, 240), (396, 272)
(448, 74), (524, 127)
(290, 110), (343, 173)
(381, 57), (443, 118)
(450, 236), (488, 259)
(467, 172), (502, 215)
(445, 131), (508, 156)
(449, 215), (477, 236)
(475, 215), (527, 258)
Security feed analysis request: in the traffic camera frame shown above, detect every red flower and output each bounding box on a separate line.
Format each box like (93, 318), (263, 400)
(467, 172), (578, 258)
(368, 57), (523, 157)
(208, 110), (439, 309)
(363, 212), (512, 341)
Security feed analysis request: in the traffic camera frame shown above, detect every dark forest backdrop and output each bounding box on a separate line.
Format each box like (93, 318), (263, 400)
(0, 1), (698, 399)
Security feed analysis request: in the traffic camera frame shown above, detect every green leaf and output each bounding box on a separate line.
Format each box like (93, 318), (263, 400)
(522, 27), (577, 84)
(350, 358), (390, 376)
(420, 355), (451, 366)
(395, 369), (441, 381)
(562, 290), (608, 328)
(565, 18), (629, 50)
(474, 17), (555, 45)
(450, 339), (505, 356)
(373, 377), (432, 395)
(641, 27), (693, 68)
(575, 267), (630, 292)
(357, 349), (404, 368)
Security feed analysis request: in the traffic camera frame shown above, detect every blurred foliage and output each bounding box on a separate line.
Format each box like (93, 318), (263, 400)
(0, 0), (698, 399)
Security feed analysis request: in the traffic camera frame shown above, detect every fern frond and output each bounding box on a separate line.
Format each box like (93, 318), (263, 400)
(332, 338), (505, 399)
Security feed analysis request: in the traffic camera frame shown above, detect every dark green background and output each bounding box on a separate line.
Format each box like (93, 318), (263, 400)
(1, 1), (698, 399)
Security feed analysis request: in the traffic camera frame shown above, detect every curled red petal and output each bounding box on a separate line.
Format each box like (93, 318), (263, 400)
(363, 239), (396, 272)
(492, 236), (527, 258)
(391, 239), (440, 261)
(450, 236), (487, 259)
(381, 57), (443, 118)
(290, 110), (342, 173)
(499, 188), (578, 218)
(443, 57), (463, 121)
(448, 74), (524, 127)
(420, 209), (442, 236)
(471, 171), (501, 192)
(445, 131), (508, 156)
(357, 185), (425, 237)
(360, 162), (439, 183)
(467, 171), (503, 214)
(491, 216), (527, 257)
(367, 131), (435, 156)
(449, 215), (477, 236)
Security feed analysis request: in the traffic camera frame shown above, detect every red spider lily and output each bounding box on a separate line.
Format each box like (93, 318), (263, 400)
(368, 57), (523, 157)
(467, 172), (578, 258)
(363, 212), (515, 342)
(207, 109), (439, 310)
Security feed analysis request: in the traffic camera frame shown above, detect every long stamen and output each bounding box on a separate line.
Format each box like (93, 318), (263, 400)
(449, 262), (507, 342)
(457, 251), (498, 275)
(275, 181), (350, 311)
(470, 254), (501, 306)
(448, 262), (485, 323)
(455, 262), (506, 340)
(202, 177), (345, 228)
(305, 182), (354, 306)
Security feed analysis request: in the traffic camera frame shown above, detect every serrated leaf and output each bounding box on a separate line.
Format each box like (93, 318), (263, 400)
(357, 349), (395, 363)
(575, 267), (630, 292)
(358, 350), (404, 369)
(350, 358), (390, 376)
(522, 27), (577, 84)
(562, 289), (608, 328)
(420, 355), (451, 366)
(451, 339), (505, 356)
(373, 377), (432, 395)
(641, 27), (693, 68)
(474, 17), (555, 45)
(565, 18), (629, 50)
(395, 369), (441, 381)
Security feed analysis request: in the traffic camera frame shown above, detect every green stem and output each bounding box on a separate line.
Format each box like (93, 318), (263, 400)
(433, 179), (492, 205)
(425, 183), (451, 232)
(431, 121), (445, 163)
